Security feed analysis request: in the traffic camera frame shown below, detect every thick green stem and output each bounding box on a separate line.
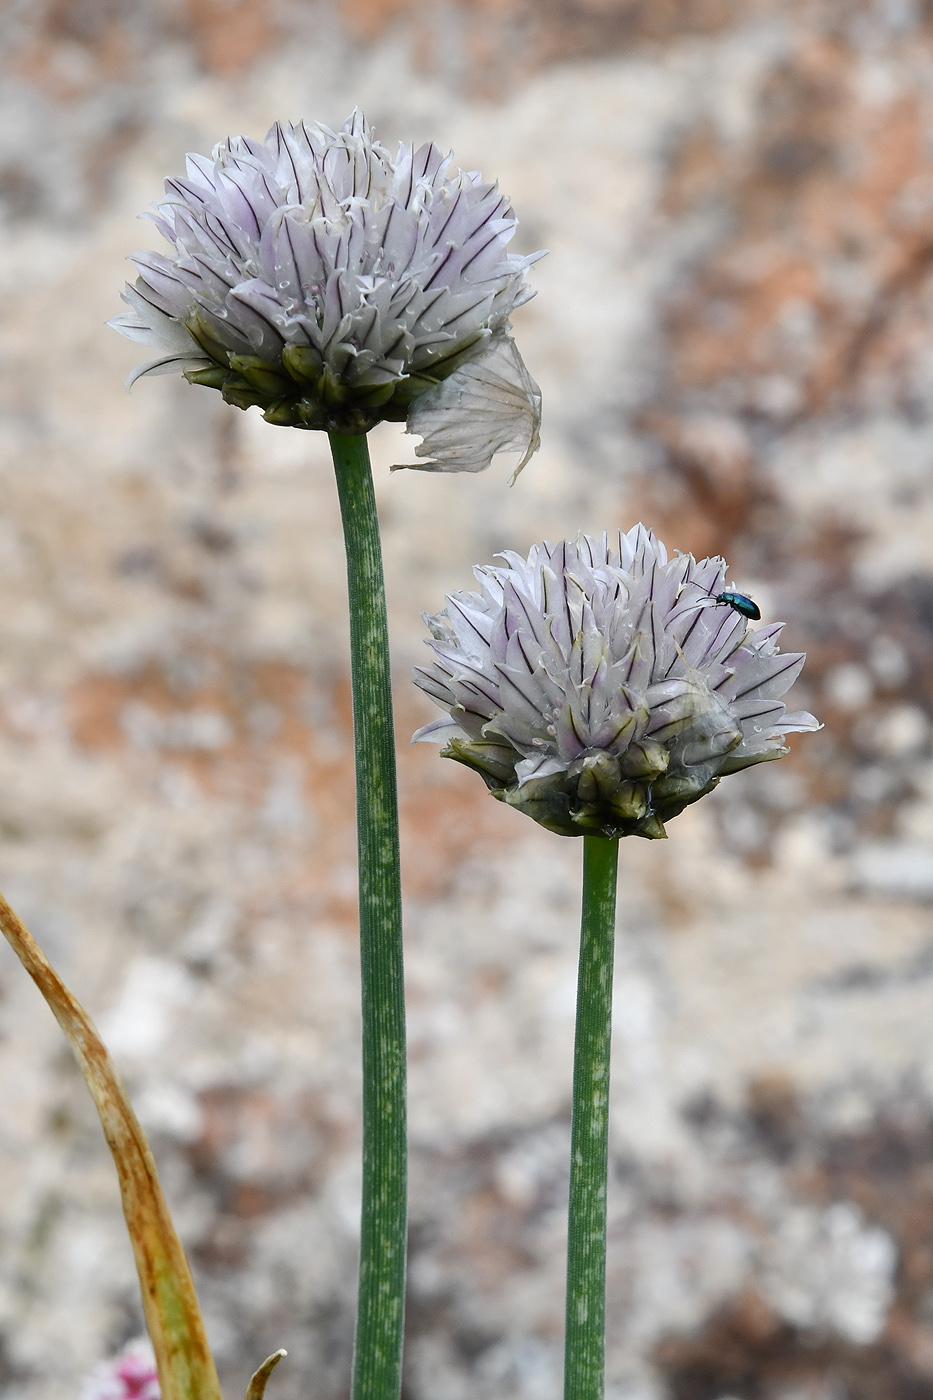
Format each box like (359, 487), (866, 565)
(328, 432), (407, 1400)
(564, 834), (620, 1400)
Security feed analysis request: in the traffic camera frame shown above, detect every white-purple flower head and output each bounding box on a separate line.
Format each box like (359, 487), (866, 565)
(82, 1341), (160, 1400)
(110, 111), (544, 471)
(413, 527), (819, 839)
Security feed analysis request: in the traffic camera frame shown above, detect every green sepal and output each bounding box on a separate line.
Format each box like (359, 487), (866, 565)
(443, 737), (518, 786)
(570, 803), (614, 835)
(496, 784), (578, 837)
(281, 344), (324, 386)
(378, 400), (412, 423)
(221, 378), (268, 411)
(184, 311), (234, 367)
(620, 739), (669, 780)
(383, 333), (490, 408)
(609, 780), (648, 823)
(263, 399), (301, 426)
(654, 775), (720, 824)
(297, 397), (328, 429)
(184, 366), (228, 389)
(355, 381), (398, 409)
(386, 373), (441, 407)
(576, 752), (623, 806)
(321, 364), (351, 406)
(228, 354), (292, 396)
(415, 329), (488, 381)
(652, 767), (717, 805)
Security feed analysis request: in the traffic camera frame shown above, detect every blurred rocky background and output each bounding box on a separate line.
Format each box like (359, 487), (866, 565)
(2, 1), (933, 1397)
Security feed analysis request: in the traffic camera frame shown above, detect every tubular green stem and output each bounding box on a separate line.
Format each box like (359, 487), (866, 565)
(564, 834), (620, 1400)
(329, 432), (407, 1400)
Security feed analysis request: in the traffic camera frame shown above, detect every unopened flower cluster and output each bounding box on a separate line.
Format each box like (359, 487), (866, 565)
(111, 112), (543, 474)
(413, 528), (819, 839)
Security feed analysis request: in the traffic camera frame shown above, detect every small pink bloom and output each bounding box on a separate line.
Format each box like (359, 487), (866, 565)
(82, 1340), (160, 1400)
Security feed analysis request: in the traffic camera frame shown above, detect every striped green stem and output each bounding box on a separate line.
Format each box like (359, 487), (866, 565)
(328, 432), (407, 1400)
(564, 834), (620, 1400)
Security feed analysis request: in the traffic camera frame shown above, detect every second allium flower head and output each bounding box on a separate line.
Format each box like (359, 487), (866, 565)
(111, 111), (544, 474)
(413, 528), (820, 839)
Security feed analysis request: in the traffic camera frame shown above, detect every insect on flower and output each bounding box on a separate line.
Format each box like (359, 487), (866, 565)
(705, 587), (761, 621)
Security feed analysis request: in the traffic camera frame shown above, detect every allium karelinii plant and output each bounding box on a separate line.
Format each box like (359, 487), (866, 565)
(110, 110), (543, 474)
(413, 526), (819, 838)
(413, 526), (819, 1400)
(109, 110), (544, 1400)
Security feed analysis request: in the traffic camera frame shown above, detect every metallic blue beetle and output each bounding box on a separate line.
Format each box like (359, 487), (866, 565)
(711, 589), (761, 621)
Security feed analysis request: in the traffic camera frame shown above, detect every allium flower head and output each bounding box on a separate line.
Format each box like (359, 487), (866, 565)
(82, 1341), (160, 1400)
(413, 528), (819, 839)
(110, 111), (544, 473)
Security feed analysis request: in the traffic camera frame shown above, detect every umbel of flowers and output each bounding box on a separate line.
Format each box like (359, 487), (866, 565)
(110, 111), (544, 474)
(413, 526), (820, 838)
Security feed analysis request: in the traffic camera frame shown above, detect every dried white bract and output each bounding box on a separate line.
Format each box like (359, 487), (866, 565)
(400, 331), (541, 477)
(413, 527), (819, 839)
(110, 111), (543, 470)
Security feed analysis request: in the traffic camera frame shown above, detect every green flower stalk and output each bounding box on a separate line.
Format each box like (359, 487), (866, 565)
(329, 430), (407, 1400)
(566, 835), (618, 1400)
(110, 110), (544, 1400)
(412, 527), (819, 1399)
